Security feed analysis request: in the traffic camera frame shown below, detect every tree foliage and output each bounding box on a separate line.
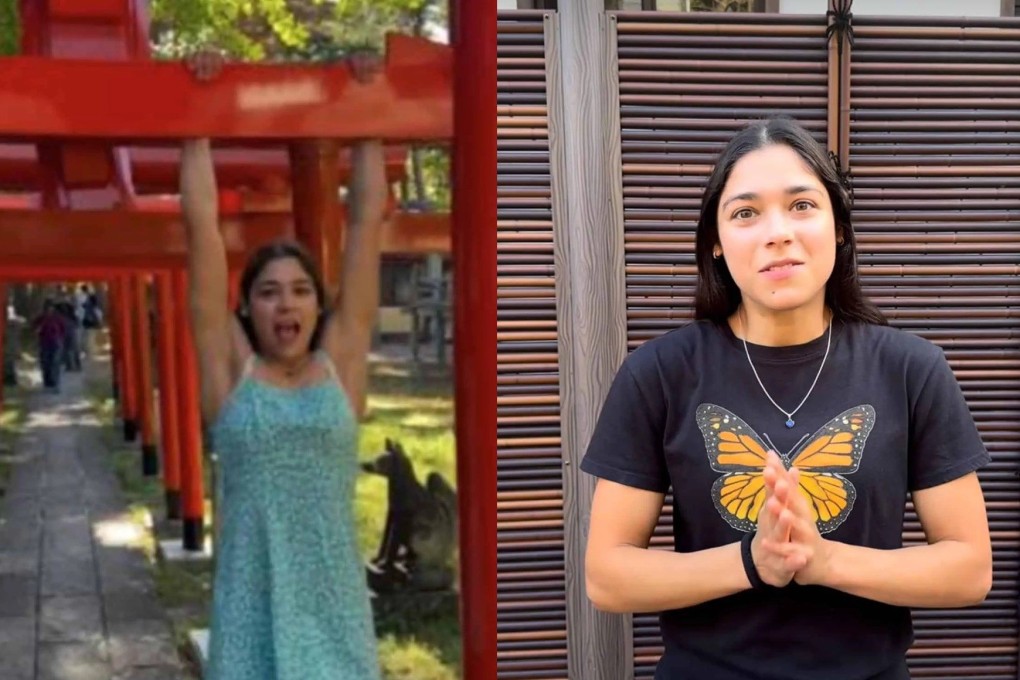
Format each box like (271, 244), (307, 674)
(149, 0), (316, 60)
(0, 0), (451, 209)
(0, 0), (18, 56)
(150, 0), (446, 62)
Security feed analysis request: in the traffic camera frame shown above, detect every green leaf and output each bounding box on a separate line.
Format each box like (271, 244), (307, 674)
(0, 0), (18, 56)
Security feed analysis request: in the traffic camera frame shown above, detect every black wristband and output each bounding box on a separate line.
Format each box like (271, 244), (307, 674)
(740, 531), (771, 590)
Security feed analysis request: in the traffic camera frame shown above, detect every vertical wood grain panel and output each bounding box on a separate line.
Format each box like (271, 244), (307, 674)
(548, 2), (632, 678)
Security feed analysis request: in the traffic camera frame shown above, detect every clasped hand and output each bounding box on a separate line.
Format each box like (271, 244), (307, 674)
(751, 451), (832, 587)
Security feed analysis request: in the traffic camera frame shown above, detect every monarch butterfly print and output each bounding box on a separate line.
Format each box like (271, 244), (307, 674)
(696, 403), (875, 534)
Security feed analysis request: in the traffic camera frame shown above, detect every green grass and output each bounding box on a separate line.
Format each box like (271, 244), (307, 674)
(357, 361), (460, 680)
(356, 362), (457, 559)
(84, 355), (461, 680)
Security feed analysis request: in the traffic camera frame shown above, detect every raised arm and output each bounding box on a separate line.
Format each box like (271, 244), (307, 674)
(319, 51), (389, 418)
(180, 138), (241, 423)
(321, 138), (388, 419)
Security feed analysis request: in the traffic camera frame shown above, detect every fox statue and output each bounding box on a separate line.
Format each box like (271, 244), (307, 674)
(362, 438), (457, 594)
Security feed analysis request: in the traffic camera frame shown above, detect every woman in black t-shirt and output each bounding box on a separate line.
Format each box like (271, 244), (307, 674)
(580, 117), (992, 680)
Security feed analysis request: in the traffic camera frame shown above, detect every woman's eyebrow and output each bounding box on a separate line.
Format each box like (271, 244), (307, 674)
(721, 192), (757, 210)
(721, 185), (822, 211)
(786, 185), (822, 197)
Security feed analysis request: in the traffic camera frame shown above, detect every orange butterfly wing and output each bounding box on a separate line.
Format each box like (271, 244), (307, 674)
(698, 404), (876, 534)
(789, 405), (875, 533)
(697, 404), (773, 532)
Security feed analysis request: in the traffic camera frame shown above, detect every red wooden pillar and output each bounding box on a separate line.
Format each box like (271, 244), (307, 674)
(289, 140), (342, 304)
(452, 0), (496, 675)
(173, 270), (205, 551)
(113, 277), (139, 441)
(107, 281), (121, 401)
(131, 274), (158, 475)
(0, 283), (7, 413)
(154, 272), (181, 519)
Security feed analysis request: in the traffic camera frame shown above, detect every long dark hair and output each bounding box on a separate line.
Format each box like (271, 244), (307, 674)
(693, 116), (886, 326)
(235, 239), (328, 353)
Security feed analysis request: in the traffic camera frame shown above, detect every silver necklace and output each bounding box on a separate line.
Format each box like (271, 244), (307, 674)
(740, 311), (832, 429)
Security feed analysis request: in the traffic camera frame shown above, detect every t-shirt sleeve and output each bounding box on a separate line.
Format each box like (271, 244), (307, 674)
(908, 346), (990, 491)
(579, 356), (670, 493)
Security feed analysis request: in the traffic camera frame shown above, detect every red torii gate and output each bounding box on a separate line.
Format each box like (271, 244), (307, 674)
(0, 0), (453, 532)
(0, 0), (495, 675)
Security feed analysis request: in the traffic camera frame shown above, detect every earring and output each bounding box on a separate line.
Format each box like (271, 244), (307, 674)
(713, 251), (722, 259)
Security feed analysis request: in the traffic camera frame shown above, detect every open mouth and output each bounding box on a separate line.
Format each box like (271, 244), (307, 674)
(274, 321), (301, 343)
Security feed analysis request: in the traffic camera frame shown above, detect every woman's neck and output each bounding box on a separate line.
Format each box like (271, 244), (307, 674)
(730, 300), (830, 347)
(262, 352), (314, 378)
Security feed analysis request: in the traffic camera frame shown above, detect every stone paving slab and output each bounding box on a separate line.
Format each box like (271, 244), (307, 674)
(104, 592), (169, 624)
(37, 641), (112, 680)
(108, 620), (180, 672)
(41, 556), (97, 597)
(0, 520), (42, 552)
(97, 548), (157, 597)
(4, 497), (43, 521)
(0, 366), (188, 678)
(0, 574), (38, 618)
(0, 550), (39, 577)
(39, 595), (104, 643)
(0, 617), (36, 680)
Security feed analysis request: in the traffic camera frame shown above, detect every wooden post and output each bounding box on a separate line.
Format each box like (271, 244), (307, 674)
(154, 272), (181, 518)
(132, 274), (158, 476)
(837, 2), (852, 171)
(289, 140), (343, 305)
(173, 270), (205, 551)
(108, 280), (121, 401)
(114, 277), (139, 441)
(826, 1), (840, 156)
(546, 5), (631, 679)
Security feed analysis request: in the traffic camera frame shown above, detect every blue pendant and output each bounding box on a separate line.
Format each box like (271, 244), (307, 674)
(786, 418), (795, 428)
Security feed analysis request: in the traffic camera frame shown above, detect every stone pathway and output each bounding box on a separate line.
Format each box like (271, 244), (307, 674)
(0, 366), (186, 679)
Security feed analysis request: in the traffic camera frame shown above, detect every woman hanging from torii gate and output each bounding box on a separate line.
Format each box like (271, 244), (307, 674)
(181, 51), (386, 680)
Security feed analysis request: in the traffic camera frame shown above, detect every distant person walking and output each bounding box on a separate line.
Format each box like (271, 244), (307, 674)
(33, 300), (67, 392)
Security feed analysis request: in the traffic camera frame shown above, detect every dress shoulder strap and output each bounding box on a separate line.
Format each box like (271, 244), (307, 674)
(241, 353), (258, 380)
(315, 349), (341, 384)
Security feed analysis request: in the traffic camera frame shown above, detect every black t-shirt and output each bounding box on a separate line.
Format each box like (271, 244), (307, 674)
(580, 319), (990, 680)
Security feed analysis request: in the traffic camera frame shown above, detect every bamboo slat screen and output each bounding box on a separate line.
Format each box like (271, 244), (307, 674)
(850, 16), (1020, 679)
(498, 8), (1020, 679)
(496, 11), (568, 680)
(612, 12), (831, 676)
